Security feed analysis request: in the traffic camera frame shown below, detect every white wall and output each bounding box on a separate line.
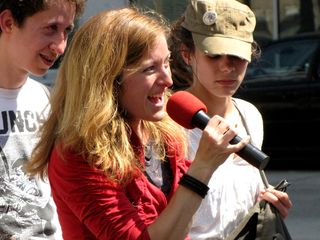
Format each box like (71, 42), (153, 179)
(79, 0), (130, 25)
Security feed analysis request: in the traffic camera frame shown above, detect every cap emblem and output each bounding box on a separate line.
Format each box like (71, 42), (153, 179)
(202, 11), (217, 25)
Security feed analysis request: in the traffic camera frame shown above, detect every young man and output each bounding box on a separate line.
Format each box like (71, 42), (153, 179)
(0, 0), (85, 238)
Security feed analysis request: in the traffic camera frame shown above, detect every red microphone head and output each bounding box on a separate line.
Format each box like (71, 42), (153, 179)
(167, 91), (207, 129)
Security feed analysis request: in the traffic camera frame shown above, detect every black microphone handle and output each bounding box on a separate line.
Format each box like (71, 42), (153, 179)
(191, 110), (269, 170)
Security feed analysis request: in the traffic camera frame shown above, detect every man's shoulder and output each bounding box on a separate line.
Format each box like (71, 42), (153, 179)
(25, 77), (51, 97)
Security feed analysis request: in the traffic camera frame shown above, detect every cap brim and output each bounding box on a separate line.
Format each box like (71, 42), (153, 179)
(192, 33), (252, 62)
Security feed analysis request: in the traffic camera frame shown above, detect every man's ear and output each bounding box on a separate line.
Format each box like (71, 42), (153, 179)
(180, 43), (191, 65)
(0, 9), (15, 34)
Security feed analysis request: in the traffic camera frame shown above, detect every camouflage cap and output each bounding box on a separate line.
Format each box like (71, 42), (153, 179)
(182, 0), (256, 62)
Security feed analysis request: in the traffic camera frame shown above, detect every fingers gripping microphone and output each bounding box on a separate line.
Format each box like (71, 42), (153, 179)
(167, 91), (270, 170)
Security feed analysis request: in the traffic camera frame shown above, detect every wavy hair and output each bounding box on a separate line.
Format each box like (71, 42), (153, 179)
(26, 7), (187, 184)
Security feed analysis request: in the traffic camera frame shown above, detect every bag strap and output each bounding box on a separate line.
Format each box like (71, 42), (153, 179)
(225, 171), (270, 240)
(260, 169), (291, 191)
(226, 170), (291, 240)
(260, 170), (270, 188)
(225, 202), (261, 240)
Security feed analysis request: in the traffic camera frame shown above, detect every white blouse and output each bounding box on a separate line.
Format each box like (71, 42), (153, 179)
(187, 98), (265, 240)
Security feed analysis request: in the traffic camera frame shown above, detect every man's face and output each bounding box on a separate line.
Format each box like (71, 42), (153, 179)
(8, 0), (76, 76)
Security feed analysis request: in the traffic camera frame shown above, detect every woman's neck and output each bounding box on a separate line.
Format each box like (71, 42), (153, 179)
(187, 87), (240, 129)
(129, 120), (149, 145)
(187, 87), (232, 117)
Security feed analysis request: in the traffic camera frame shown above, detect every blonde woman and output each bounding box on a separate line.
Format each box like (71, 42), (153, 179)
(26, 7), (246, 240)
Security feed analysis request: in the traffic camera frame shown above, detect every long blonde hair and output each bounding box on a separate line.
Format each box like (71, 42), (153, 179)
(26, 7), (187, 184)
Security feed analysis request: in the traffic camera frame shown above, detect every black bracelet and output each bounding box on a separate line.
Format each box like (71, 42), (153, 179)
(179, 173), (209, 199)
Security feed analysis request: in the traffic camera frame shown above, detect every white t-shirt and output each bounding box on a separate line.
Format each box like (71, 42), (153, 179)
(187, 98), (264, 240)
(0, 78), (62, 239)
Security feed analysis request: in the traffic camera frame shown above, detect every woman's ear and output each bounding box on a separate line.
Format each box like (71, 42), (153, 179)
(180, 43), (191, 65)
(0, 10), (15, 34)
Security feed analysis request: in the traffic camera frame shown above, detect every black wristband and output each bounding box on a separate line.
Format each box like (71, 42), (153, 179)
(179, 173), (209, 199)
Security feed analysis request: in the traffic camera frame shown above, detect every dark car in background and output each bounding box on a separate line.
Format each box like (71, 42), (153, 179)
(235, 33), (320, 169)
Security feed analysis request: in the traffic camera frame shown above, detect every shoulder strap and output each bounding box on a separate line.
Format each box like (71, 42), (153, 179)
(225, 201), (261, 240)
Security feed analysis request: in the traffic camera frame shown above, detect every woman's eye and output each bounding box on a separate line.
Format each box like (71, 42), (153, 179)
(207, 54), (221, 59)
(231, 56), (245, 61)
(143, 66), (155, 73)
(165, 58), (171, 66)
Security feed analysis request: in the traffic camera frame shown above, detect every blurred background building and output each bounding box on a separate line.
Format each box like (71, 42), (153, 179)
(32, 0), (320, 85)
(133, 0), (320, 47)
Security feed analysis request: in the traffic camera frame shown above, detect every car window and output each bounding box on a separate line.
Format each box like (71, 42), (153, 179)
(246, 38), (319, 81)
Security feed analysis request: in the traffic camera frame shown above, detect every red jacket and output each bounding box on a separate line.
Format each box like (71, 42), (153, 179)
(48, 132), (190, 239)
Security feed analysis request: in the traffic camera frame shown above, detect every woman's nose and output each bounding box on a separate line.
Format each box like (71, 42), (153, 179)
(160, 65), (173, 87)
(219, 55), (236, 72)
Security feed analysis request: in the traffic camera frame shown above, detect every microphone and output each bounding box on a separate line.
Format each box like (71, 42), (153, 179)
(166, 91), (270, 170)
